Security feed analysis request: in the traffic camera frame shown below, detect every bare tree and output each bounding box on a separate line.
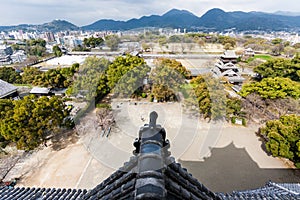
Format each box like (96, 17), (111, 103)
(187, 43), (194, 52)
(96, 108), (115, 131)
(266, 97), (300, 118)
(180, 43), (186, 53)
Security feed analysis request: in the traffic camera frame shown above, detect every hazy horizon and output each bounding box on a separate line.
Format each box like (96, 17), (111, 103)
(1, 0), (300, 26)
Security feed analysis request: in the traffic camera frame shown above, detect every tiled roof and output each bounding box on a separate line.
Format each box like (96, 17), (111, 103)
(217, 181), (300, 199)
(189, 68), (211, 76)
(221, 50), (238, 59)
(0, 79), (17, 99)
(30, 87), (51, 94)
(0, 186), (87, 200)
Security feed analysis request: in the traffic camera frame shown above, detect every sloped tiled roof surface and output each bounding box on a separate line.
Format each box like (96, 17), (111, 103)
(217, 181), (300, 199)
(0, 186), (87, 200)
(30, 87), (51, 94)
(221, 50), (238, 59)
(83, 157), (138, 199)
(0, 79), (17, 98)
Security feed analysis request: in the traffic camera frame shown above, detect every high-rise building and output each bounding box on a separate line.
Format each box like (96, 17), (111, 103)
(45, 32), (55, 42)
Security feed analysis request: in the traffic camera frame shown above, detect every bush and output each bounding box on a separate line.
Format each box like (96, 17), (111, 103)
(231, 117), (236, 124)
(96, 103), (111, 109)
(295, 162), (300, 169)
(141, 93), (147, 98)
(262, 115), (300, 165)
(242, 118), (247, 126)
(149, 94), (154, 102)
(63, 97), (73, 102)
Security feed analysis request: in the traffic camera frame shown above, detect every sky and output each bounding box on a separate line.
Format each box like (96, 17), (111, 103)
(1, 0), (300, 26)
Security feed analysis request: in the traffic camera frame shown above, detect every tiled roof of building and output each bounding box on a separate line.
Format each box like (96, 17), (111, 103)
(0, 79), (17, 99)
(0, 112), (299, 200)
(215, 61), (239, 70)
(0, 186), (87, 200)
(218, 181), (300, 199)
(30, 87), (51, 94)
(221, 50), (238, 59)
(189, 68), (211, 77)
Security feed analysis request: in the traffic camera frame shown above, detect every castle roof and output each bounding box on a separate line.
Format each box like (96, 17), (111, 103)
(0, 79), (17, 99)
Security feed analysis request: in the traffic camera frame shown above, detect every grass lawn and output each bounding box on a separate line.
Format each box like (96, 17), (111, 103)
(13, 84), (33, 88)
(247, 54), (273, 63)
(253, 54), (273, 61)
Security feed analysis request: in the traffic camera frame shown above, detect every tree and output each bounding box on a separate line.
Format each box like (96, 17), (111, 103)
(96, 106), (114, 131)
(22, 67), (42, 84)
(190, 74), (226, 120)
(149, 58), (191, 102)
(168, 35), (183, 43)
(0, 67), (22, 84)
(32, 63), (79, 88)
(293, 43), (300, 49)
(107, 55), (147, 90)
(23, 56), (39, 66)
(158, 36), (167, 51)
(0, 96), (70, 150)
(218, 36), (236, 48)
(83, 36), (104, 48)
(270, 44), (284, 56)
(265, 97), (300, 118)
(113, 64), (150, 98)
(242, 93), (267, 120)
(25, 39), (47, 57)
(224, 43), (233, 50)
(105, 35), (120, 51)
(271, 38), (283, 45)
(72, 45), (91, 52)
(33, 69), (68, 88)
(284, 46), (296, 58)
(141, 43), (151, 52)
(68, 56), (110, 100)
(254, 57), (300, 82)
(261, 115), (300, 167)
(150, 65), (184, 102)
(12, 39), (47, 57)
(240, 77), (300, 99)
(190, 75), (211, 119)
(52, 45), (63, 57)
(197, 37), (206, 48)
(154, 58), (191, 78)
(243, 37), (269, 51)
(226, 97), (244, 120)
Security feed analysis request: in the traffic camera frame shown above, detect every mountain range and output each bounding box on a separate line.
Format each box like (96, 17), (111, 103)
(1, 8), (300, 32)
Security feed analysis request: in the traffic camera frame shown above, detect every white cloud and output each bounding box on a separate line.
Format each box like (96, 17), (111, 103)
(0, 0), (300, 26)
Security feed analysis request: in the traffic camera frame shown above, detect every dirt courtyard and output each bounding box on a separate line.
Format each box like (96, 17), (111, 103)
(14, 100), (299, 192)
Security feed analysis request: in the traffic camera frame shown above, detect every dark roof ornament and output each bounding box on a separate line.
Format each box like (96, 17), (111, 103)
(149, 111), (158, 128)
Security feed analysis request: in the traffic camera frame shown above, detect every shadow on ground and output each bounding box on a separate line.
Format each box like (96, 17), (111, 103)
(50, 130), (79, 151)
(179, 142), (300, 193)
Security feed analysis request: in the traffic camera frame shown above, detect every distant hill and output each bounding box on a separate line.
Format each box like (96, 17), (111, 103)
(2, 9), (300, 32)
(273, 11), (300, 16)
(81, 9), (200, 31)
(0, 20), (79, 32)
(38, 20), (79, 32)
(82, 8), (300, 31)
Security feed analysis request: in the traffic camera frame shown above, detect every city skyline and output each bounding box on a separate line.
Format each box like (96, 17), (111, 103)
(1, 0), (300, 26)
